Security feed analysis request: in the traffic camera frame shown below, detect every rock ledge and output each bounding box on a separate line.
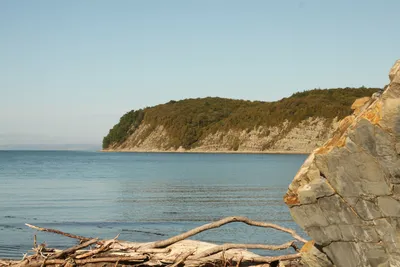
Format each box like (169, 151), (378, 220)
(285, 60), (400, 267)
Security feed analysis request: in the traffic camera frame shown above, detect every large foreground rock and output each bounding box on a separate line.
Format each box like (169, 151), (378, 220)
(285, 60), (400, 267)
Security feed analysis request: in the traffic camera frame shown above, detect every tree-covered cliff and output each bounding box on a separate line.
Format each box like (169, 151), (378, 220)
(103, 87), (380, 151)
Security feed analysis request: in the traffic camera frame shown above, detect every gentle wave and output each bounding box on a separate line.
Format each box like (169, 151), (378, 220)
(0, 151), (307, 259)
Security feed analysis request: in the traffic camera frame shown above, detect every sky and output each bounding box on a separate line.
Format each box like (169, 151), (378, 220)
(1, 0), (399, 146)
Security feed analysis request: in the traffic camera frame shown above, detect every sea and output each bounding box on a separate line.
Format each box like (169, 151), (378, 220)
(0, 151), (308, 259)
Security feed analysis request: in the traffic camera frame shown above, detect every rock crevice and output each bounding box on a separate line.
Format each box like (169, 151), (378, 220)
(285, 60), (400, 267)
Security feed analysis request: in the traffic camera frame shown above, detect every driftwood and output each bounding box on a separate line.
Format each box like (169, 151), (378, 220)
(191, 241), (295, 259)
(13, 256), (149, 267)
(48, 238), (98, 259)
(170, 250), (196, 267)
(24, 224), (91, 242)
(3, 216), (306, 267)
(147, 216), (307, 248)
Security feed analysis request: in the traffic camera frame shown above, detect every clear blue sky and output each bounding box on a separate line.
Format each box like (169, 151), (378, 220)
(1, 1), (398, 146)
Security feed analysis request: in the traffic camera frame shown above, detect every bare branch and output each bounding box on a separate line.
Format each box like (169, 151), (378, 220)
(136, 248), (171, 253)
(245, 253), (301, 263)
(148, 216), (307, 248)
(185, 253), (301, 266)
(171, 250), (196, 267)
(48, 238), (98, 259)
(75, 239), (115, 259)
(192, 241), (294, 259)
(13, 256), (148, 267)
(25, 224), (91, 242)
(33, 235), (37, 249)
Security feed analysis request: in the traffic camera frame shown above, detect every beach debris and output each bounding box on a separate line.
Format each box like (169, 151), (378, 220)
(1, 216), (305, 267)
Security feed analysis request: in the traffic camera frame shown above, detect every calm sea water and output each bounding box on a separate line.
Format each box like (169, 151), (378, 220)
(0, 151), (308, 259)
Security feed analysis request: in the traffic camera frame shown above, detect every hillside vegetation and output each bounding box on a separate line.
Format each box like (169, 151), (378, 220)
(103, 87), (380, 150)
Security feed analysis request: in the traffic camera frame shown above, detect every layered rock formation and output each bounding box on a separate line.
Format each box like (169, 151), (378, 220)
(285, 60), (400, 267)
(108, 117), (338, 153)
(103, 88), (379, 153)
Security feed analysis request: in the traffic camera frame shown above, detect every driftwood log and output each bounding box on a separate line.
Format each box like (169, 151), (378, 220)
(1, 216), (306, 267)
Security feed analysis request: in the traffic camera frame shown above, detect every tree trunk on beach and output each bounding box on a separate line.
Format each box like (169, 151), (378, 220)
(2, 216), (306, 267)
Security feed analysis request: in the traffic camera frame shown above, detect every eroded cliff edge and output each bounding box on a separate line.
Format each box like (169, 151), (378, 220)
(103, 89), (378, 153)
(105, 117), (338, 153)
(285, 60), (400, 267)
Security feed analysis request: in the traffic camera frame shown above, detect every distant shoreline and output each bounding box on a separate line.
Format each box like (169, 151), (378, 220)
(101, 149), (310, 155)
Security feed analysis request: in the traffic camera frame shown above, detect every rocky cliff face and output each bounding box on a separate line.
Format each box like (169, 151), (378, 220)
(105, 117), (338, 153)
(285, 60), (400, 267)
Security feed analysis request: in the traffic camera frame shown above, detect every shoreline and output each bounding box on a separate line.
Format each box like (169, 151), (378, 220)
(101, 149), (310, 155)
